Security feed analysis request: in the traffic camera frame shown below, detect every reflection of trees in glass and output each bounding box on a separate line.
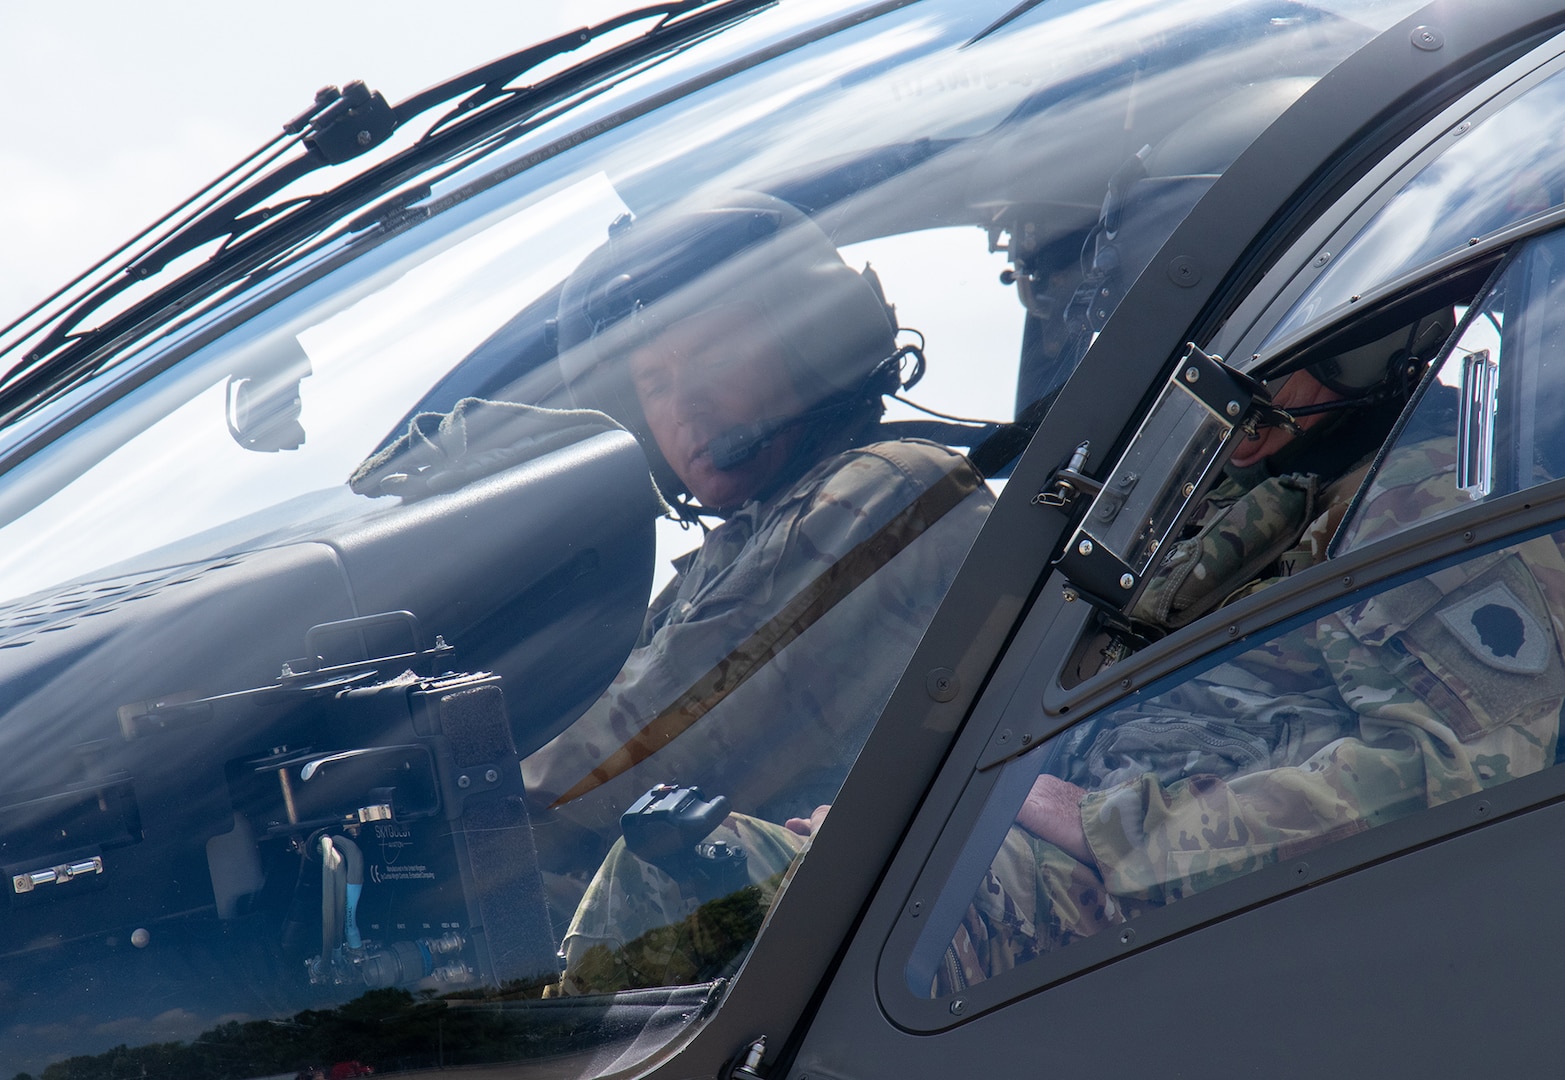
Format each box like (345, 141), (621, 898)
(29, 984), (598, 1080)
(26, 889), (751, 1070)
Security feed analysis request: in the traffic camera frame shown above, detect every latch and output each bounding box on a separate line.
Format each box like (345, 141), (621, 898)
(1034, 442), (1103, 510)
(1457, 347), (1498, 497)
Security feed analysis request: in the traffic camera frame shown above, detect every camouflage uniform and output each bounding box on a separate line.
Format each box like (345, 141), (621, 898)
(523, 437), (991, 831)
(530, 437), (992, 993)
(937, 437), (1565, 992)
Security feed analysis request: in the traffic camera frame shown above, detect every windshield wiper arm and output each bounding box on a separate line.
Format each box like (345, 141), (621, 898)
(965, 0), (1051, 47)
(0, 0), (773, 426)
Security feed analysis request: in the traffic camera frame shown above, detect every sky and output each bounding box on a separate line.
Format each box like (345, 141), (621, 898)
(0, 1), (632, 329)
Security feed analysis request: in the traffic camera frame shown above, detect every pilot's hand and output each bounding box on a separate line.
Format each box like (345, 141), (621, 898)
(785, 804), (831, 838)
(1016, 775), (1092, 865)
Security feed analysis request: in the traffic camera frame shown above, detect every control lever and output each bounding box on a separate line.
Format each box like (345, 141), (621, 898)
(621, 784), (749, 902)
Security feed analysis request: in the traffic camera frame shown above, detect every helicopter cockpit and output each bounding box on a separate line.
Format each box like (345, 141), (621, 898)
(0, 0), (1445, 1074)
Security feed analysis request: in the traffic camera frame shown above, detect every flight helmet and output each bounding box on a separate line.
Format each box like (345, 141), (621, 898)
(554, 191), (900, 501)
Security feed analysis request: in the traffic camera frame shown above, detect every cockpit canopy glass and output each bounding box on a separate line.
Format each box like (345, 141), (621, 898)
(1265, 54), (1565, 350)
(0, 0), (1436, 1075)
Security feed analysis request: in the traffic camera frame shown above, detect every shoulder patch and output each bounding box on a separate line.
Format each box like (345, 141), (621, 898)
(1436, 582), (1553, 674)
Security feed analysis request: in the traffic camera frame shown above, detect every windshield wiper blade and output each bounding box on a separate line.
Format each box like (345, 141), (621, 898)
(0, 0), (774, 427)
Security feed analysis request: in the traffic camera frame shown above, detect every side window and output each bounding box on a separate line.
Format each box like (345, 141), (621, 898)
(1339, 227), (1565, 550)
(909, 521), (1565, 997)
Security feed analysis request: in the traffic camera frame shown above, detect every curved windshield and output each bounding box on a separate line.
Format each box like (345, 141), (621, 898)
(0, 0), (1425, 1075)
(1266, 48), (1565, 347)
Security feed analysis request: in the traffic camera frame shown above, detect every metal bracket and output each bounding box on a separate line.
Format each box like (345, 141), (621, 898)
(13, 856), (103, 894)
(1052, 343), (1274, 613)
(303, 81), (398, 166)
(1057, 532), (1139, 608)
(1170, 342), (1256, 421)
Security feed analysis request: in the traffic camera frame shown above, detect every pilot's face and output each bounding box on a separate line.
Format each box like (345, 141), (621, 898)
(629, 305), (807, 511)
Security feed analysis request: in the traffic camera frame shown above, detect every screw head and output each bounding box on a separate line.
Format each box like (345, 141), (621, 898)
(950, 998), (968, 1016)
(1184, 367), (1200, 383)
(484, 768), (499, 783)
(1167, 255), (1200, 287)
(1078, 539), (1095, 556)
(457, 775), (471, 789)
(926, 667), (959, 702)
(1119, 573), (1135, 590)
(1225, 400), (1242, 417)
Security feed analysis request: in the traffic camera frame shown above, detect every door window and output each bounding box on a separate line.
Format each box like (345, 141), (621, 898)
(910, 520), (1565, 998)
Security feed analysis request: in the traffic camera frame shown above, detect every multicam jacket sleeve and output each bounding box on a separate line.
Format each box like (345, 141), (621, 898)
(1082, 534), (1565, 903)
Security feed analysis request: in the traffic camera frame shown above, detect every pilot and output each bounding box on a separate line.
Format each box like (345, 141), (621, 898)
(935, 314), (1565, 993)
(518, 192), (994, 993)
(1130, 315), (1449, 632)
